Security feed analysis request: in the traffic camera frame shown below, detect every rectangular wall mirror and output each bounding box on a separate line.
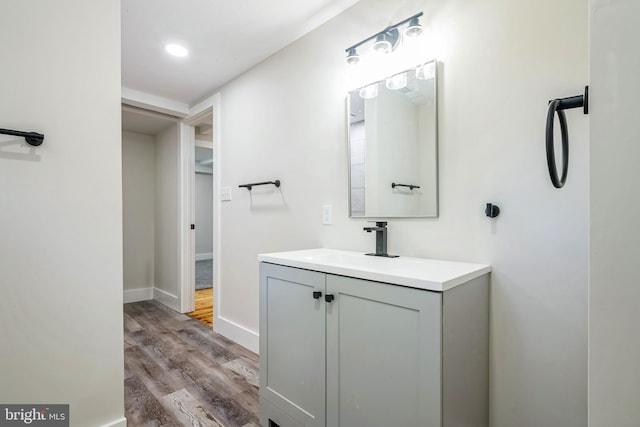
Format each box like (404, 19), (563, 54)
(348, 59), (438, 218)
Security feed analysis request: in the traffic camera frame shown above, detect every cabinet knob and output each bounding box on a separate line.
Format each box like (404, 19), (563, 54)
(312, 291), (322, 299)
(325, 294), (335, 303)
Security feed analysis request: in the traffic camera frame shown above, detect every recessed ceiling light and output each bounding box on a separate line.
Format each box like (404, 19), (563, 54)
(165, 44), (188, 57)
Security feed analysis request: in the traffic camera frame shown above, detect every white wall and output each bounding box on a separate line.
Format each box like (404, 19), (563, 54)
(122, 131), (156, 292)
(218, 0), (588, 426)
(154, 123), (181, 309)
(195, 171), (214, 257)
(0, 1), (124, 426)
(589, 0), (640, 425)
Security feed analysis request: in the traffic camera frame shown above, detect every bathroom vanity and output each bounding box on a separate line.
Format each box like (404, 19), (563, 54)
(258, 249), (490, 427)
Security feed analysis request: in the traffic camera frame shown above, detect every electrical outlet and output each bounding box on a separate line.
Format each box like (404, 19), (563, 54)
(322, 205), (332, 225)
(221, 186), (232, 201)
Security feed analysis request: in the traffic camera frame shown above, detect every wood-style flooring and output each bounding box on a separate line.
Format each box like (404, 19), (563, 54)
(124, 300), (260, 427)
(188, 288), (214, 326)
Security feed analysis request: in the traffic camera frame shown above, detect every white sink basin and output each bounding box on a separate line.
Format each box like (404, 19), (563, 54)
(258, 248), (491, 292)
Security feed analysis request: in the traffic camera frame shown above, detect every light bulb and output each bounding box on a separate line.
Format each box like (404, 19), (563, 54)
(346, 47), (360, 65)
(404, 17), (423, 38)
(372, 34), (392, 54)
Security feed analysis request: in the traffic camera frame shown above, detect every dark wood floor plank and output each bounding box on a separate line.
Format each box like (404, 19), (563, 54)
(184, 382), (259, 427)
(176, 321), (258, 365)
(162, 388), (223, 427)
(174, 328), (238, 365)
(221, 358), (259, 389)
(124, 376), (182, 427)
(141, 333), (193, 372)
(234, 390), (259, 418)
(187, 348), (255, 395)
(124, 311), (144, 332)
(124, 300), (261, 427)
(126, 346), (185, 399)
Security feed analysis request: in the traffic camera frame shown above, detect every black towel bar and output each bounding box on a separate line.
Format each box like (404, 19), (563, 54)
(0, 127), (44, 146)
(392, 182), (420, 190)
(239, 180), (281, 191)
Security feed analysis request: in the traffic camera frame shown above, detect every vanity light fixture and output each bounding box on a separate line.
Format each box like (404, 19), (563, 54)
(165, 43), (189, 57)
(344, 11), (423, 65)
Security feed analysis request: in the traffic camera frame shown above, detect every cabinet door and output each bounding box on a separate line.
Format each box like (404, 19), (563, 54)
(259, 263), (326, 427)
(326, 275), (442, 427)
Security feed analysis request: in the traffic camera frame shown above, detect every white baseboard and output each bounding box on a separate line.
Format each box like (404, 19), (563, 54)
(123, 288), (153, 303)
(214, 316), (259, 354)
(123, 287), (180, 312)
(102, 416), (127, 427)
(196, 252), (213, 261)
(153, 287), (180, 311)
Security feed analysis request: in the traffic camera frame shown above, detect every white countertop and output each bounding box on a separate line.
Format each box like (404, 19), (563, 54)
(258, 248), (491, 292)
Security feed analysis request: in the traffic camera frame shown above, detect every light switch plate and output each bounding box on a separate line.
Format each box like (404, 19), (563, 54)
(221, 186), (232, 201)
(322, 205), (332, 225)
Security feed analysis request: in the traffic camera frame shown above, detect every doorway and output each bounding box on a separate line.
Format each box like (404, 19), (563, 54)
(121, 97), (220, 329)
(182, 104), (218, 327)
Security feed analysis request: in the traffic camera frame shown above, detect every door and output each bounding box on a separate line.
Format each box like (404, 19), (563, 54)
(259, 263), (326, 427)
(326, 275), (443, 427)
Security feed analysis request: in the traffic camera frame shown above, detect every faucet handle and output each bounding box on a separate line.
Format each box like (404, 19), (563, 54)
(364, 220), (388, 232)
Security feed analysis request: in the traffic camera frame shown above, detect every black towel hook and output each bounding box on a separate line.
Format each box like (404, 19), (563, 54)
(545, 86), (588, 188)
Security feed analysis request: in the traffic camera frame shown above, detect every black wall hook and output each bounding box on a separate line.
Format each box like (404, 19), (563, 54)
(545, 86), (589, 189)
(485, 203), (500, 218)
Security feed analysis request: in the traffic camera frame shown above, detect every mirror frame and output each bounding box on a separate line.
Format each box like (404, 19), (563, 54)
(347, 59), (439, 219)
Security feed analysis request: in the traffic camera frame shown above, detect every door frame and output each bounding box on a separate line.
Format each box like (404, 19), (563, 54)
(180, 94), (221, 324)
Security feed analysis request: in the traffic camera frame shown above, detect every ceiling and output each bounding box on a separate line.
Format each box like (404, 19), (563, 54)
(122, 0), (361, 106)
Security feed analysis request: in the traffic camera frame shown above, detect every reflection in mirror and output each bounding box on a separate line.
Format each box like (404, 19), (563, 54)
(348, 59), (438, 218)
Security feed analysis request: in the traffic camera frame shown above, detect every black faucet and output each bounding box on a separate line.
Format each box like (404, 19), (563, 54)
(363, 221), (398, 258)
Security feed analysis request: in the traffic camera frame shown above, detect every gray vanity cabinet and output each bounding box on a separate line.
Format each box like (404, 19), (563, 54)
(259, 261), (489, 427)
